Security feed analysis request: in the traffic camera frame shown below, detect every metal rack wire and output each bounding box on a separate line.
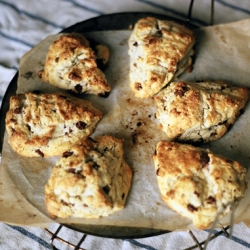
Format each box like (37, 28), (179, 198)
(45, 226), (87, 250)
(43, 1), (237, 249)
(44, 225), (232, 250)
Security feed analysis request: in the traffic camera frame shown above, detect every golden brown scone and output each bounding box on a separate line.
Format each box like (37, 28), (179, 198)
(128, 17), (195, 98)
(38, 33), (111, 96)
(5, 92), (102, 157)
(45, 135), (132, 219)
(153, 141), (247, 229)
(155, 80), (250, 143)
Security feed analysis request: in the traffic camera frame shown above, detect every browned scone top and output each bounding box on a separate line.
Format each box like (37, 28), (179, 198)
(38, 33), (111, 96)
(45, 135), (132, 219)
(5, 92), (102, 157)
(153, 141), (247, 229)
(128, 17), (195, 98)
(155, 80), (250, 143)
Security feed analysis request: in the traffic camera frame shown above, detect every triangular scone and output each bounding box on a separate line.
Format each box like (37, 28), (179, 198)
(153, 141), (247, 229)
(155, 81), (250, 143)
(45, 135), (132, 219)
(128, 17), (195, 98)
(5, 92), (102, 157)
(39, 33), (111, 96)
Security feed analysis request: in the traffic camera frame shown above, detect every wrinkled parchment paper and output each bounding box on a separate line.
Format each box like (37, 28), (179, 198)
(1, 19), (250, 231)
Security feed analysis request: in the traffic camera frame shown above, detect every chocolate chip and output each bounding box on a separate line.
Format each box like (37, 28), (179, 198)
(61, 199), (74, 206)
(35, 149), (44, 157)
(69, 72), (82, 81)
(67, 168), (81, 174)
(174, 86), (189, 97)
(206, 196), (216, 204)
(150, 77), (158, 82)
(187, 204), (198, 212)
(76, 121), (87, 130)
(75, 84), (82, 93)
(103, 185), (110, 194)
(122, 193), (125, 200)
(62, 151), (73, 158)
(133, 42), (138, 46)
(55, 57), (59, 62)
(200, 152), (210, 167)
(135, 82), (142, 90)
(156, 168), (160, 176)
(26, 124), (31, 131)
(194, 191), (200, 197)
(92, 163), (100, 170)
(148, 38), (158, 44)
(14, 107), (21, 114)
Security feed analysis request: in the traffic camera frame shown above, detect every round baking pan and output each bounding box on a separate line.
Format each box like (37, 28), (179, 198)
(0, 12), (195, 238)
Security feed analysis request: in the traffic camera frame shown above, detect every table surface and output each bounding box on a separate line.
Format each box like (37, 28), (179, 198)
(1, 0), (250, 249)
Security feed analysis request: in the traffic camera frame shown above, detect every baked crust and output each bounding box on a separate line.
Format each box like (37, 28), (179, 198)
(128, 17), (195, 98)
(38, 33), (111, 96)
(153, 141), (247, 229)
(45, 135), (132, 218)
(5, 92), (102, 157)
(155, 80), (250, 143)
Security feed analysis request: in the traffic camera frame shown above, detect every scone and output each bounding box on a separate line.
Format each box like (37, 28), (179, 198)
(45, 135), (132, 219)
(155, 80), (250, 143)
(153, 141), (247, 229)
(38, 33), (111, 96)
(128, 17), (195, 98)
(5, 92), (102, 157)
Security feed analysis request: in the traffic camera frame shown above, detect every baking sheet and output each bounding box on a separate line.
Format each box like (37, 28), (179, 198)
(1, 19), (250, 231)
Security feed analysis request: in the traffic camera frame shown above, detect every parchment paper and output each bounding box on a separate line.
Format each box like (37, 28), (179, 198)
(1, 19), (250, 231)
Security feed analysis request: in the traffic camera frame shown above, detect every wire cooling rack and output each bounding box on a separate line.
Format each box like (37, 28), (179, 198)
(36, 0), (238, 249)
(44, 225), (233, 250)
